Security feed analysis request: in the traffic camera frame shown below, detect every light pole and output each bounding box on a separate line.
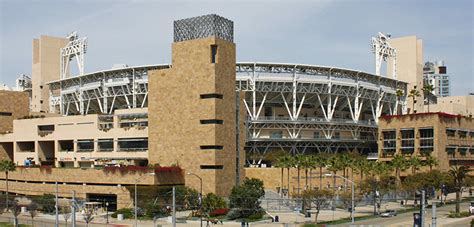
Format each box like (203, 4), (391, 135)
(135, 172), (155, 227)
(105, 201), (109, 225)
(325, 173), (355, 223)
(187, 172), (203, 227)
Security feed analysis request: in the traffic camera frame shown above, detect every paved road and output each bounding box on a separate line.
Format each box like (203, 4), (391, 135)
(332, 202), (473, 227)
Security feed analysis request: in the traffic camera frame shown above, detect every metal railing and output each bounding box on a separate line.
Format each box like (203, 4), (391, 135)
(250, 116), (376, 126)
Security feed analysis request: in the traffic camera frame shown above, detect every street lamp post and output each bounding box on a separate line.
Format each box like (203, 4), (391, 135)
(187, 172), (203, 227)
(135, 172), (155, 227)
(105, 202), (109, 225)
(325, 173), (355, 223)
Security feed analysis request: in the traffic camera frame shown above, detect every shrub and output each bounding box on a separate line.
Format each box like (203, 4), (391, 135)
(447, 211), (470, 218)
(112, 208), (134, 219)
(209, 208), (230, 217)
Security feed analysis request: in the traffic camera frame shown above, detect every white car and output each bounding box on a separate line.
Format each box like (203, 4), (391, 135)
(380, 210), (397, 217)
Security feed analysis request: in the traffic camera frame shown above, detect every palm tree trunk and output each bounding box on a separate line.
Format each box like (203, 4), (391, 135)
(319, 167), (322, 190)
(455, 191), (460, 214)
(287, 168), (290, 196)
(297, 167), (301, 194)
(305, 169), (308, 190)
(280, 168), (284, 197)
(5, 171), (8, 211)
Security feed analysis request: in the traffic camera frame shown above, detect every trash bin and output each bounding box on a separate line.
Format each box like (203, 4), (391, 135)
(413, 213), (421, 227)
(117, 214), (124, 221)
(400, 200), (404, 205)
(21, 206), (27, 213)
(274, 215), (279, 222)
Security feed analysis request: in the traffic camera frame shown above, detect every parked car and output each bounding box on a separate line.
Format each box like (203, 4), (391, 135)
(380, 210), (397, 217)
(469, 202), (474, 214)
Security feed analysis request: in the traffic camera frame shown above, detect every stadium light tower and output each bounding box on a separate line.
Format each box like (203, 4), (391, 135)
(60, 31), (88, 79)
(371, 32), (397, 79)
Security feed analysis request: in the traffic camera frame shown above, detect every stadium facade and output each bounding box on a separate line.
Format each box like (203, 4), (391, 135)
(0, 14), (409, 206)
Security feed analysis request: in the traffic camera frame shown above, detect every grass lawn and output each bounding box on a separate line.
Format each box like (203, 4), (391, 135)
(0, 222), (30, 227)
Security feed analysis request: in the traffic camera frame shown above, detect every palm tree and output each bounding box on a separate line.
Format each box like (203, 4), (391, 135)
(395, 89), (404, 115)
(327, 155), (342, 190)
(391, 154), (409, 181)
(425, 155), (439, 172)
(301, 155), (316, 190)
(337, 154), (352, 189)
(276, 155), (293, 197)
(409, 156), (423, 174)
(408, 88), (421, 114)
(0, 160), (16, 211)
(448, 166), (471, 214)
(373, 161), (393, 178)
(390, 154), (409, 201)
(422, 84), (435, 112)
(294, 154), (306, 194)
(352, 158), (370, 182)
(314, 155), (327, 190)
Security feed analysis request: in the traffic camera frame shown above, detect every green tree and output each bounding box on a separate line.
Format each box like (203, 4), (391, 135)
(314, 155), (327, 190)
(28, 202), (38, 227)
(448, 166), (472, 214)
(408, 89), (420, 113)
(337, 154), (352, 189)
(276, 155), (293, 196)
(0, 160), (16, 210)
(353, 158), (371, 181)
(294, 154), (305, 194)
(298, 189), (334, 224)
(409, 156), (423, 174)
(61, 206), (72, 227)
(390, 154), (409, 201)
(422, 84), (435, 112)
(229, 178), (265, 218)
(202, 193), (227, 214)
(34, 193), (55, 214)
(360, 175), (396, 215)
(396, 89), (404, 114)
(327, 155), (342, 190)
(299, 155), (316, 190)
(425, 155), (439, 172)
(11, 200), (21, 227)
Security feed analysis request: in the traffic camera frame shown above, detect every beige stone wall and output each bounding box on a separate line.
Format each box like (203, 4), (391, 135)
(31, 36), (68, 113)
(425, 96), (474, 116)
(0, 108), (148, 166)
(0, 90), (30, 160)
(0, 167), (184, 208)
(378, 113), (474, 172)
(388, 36), (424, 114)
(149, 36), (240, 197)
(0, 90), (30, 133)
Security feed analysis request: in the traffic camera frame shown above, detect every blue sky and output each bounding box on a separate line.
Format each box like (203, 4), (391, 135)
(1, 0), (472, 95)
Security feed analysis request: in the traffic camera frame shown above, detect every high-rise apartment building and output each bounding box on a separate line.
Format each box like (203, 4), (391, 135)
(423, 60), (450, 97)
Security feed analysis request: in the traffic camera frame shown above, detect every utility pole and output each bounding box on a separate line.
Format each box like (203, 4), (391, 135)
(72, 190), (76, 227)
(55, 182), (59, 227)
(172, 186), (176, 227)
(420, 190), (425, 227)
(431, 202), (437, 227)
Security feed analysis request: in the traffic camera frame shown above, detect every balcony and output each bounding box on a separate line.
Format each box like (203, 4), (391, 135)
(249, 116), (377, 127)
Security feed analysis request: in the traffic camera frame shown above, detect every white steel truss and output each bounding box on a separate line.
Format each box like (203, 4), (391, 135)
(48, 63), (407, 161)
(371, 32), (397, 79)
(60, 32), (88, 79)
